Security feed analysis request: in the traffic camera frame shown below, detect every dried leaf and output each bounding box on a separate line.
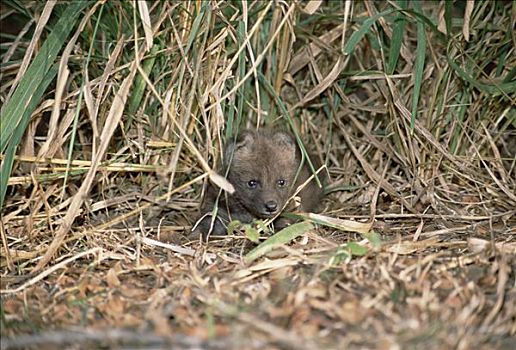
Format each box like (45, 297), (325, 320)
(298, 57), (345, 106)
(106, 267), (121, 288)
(306, 213), (372, 234)
(209, 170), (235, 194)
(303, 0), (322, 15)
(137, 0), (153, 51)
(463, 0), (474, 41)
(387, 237), (440, 255)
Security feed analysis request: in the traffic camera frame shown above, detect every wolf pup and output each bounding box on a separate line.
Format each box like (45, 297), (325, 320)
(193, 128), (325, 237)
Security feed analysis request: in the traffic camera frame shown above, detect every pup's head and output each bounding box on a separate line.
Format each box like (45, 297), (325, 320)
(224, 129), (299, 218)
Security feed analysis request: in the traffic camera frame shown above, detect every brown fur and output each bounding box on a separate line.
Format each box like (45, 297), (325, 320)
(193, 128), (325, 237)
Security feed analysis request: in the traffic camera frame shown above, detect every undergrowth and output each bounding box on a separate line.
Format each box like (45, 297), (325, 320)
(1, 1), (514, 349)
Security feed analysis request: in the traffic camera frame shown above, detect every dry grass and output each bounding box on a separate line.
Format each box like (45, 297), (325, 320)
(1, 1), (515, 349)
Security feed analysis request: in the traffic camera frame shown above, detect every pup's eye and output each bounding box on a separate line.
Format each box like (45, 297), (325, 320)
(247, 180), (258, 189)
(277, 179), (287, 187)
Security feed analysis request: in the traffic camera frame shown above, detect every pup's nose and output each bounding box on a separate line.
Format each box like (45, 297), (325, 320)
(264, 201), (278, 213)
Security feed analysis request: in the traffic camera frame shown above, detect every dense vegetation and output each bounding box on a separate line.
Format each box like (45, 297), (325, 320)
(1, 1), (514, 349)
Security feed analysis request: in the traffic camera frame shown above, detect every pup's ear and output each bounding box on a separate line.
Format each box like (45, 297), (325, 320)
(272, 130), (296, 160)
(224, 130), (256, 165)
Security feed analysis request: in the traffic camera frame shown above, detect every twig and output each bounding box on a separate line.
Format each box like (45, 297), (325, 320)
(141, 236), (196, 256)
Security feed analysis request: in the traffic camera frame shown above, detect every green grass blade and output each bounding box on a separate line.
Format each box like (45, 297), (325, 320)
(401, 9), (444, 42)
(329, 242), (369, 265)
(225, 20), (246, 141)
(447, 57), (516, 95)
(411, 1), (427, 130)
(0, 1), (89, 153)
(444, 0), (452, 37)
(0, 1), (89, 210)
(3, 0), (32, 18)
(343, 9), (394, 55)
(450, 90), (469, 154)
(184, 2), (208, 56)
(245, 221), (314, 263)
(387, 0), (407, 74)
(62, 3), (105, 197)
(502, 66), (516, 84)
(128, 44), (159, 116)
(172, 2), (210, 124)
(0, 64), (59, 209)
